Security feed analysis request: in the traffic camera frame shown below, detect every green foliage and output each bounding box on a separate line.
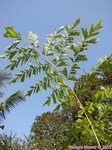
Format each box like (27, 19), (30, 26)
(0, 90), (25, 118)
(30, 111), (73, 150)
(71, 57), (112, 145)
(1, 19), (102, 107)
(30, 64), (112, 149)
(4, 26), (22, 40)
(0, 133), (22, 150)
(0, 132), (30, 150)
(1, 19), (112, 147)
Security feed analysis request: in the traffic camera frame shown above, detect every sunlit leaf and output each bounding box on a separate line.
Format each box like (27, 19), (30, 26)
(71, 18), (80, 29)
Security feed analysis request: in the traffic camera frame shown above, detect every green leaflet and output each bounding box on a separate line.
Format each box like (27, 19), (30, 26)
(57, 61), (68, 67)
(53, 104), (61, 111)
(62, 68), (68, 78)
(71, 18), (80, 29)
(4, 26), (22, 40)
(86, 38), (98, 44)
(81, 28), (88, 39)
(69, 30), (80, 36)
(75, 54), (87, 62)
(56, 26), (65, 33)
(43, 97), (51, 106)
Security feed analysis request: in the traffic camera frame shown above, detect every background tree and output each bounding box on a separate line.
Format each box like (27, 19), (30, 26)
(0, 70), (25, 129)
(30, 111), (73, 150)
(0, 132), (22, 150)
(0, 132), (30, 150)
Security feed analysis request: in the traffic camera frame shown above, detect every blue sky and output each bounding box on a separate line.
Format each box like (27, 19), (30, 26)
(0, 0), (112, 138)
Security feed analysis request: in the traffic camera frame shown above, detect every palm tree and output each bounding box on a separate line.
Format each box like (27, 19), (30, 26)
(0, 70), (25, 129)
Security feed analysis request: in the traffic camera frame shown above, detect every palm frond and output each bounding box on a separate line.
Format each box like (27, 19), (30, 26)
(0, 70), (11, 98)
(0, 71), (11, 86)
(0, 90), (25, 119)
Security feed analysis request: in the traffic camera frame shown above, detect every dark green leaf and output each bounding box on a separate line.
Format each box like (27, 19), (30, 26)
(75, 54), (87, 62)
(67, 37), (74, 42)
(34, 54), (40, 60)
(20, 74), (25, 82)
(68, 76), (77, 81)
(26, 90), (33, 96)
(43, 97), (51, 106)
(94, 20), (102, 32)
(62, 68), (68, 78)
(53, 104), (61, 111)
(57, 61), (67, 67)
(8, 41), (20, 50)
(69, 30), (80, 36)
(71, 18), (80, 29)
(90, 23), (94, 34)
(81, 28), (88, 39)
(35, 84), (40, 93)
(10, 62), (17, 70)
(55, 45), (62, 51)
(90, 32), (100, 37)
(86, 38), (98, 44)
(52, 92), (57, 104)
(8, 51), (17, 59)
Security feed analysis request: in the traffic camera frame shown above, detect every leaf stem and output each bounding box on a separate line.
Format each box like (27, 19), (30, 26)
(70, 87), (103, 150)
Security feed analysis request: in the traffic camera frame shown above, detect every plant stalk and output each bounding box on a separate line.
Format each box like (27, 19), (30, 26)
(71, 88), (103, 150)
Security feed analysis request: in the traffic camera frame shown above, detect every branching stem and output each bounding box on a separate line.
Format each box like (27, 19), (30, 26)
(70, 87), (103, 150)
